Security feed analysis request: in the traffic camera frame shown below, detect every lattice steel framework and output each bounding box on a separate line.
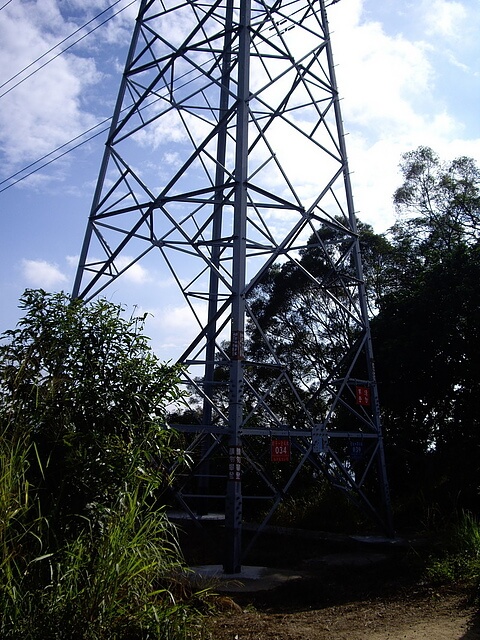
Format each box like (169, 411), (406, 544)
(73, 0), (392, 573)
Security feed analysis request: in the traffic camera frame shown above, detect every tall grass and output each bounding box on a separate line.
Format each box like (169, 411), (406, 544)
(0, 427), (45, 633)
(0, 430), (209, 640)
(426, 511), (480, 587)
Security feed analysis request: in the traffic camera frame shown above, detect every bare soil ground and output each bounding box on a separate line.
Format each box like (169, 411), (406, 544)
(207, 586), (480, 639)
(184, 526), (480, 640)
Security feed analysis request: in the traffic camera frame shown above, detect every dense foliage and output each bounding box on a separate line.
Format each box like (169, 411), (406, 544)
(0, 291), (206, 639)
(372, 147), (480, 525)
(245, 146), (480, 530)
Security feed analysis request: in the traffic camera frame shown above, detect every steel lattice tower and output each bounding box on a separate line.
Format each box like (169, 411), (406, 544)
(73, 0), (392, 573)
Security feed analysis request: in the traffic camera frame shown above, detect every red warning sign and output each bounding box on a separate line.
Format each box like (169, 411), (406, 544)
(271, 438), (290, 462)
(355, 386), (371, 406)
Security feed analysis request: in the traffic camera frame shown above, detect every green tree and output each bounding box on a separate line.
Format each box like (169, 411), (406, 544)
(241, 147), (480, 527)
(245, 219), (393, 407)
(392, 145), (480, 257)
(0, 289), (185, 542)
(372, 147), (480, 522)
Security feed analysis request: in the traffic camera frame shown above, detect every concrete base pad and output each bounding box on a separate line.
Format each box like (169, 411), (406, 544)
(191, 564), (304, 592)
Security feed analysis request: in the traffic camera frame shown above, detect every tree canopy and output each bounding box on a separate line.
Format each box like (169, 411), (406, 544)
(371, 147), (480, 521)
(244, 146), (480, 526)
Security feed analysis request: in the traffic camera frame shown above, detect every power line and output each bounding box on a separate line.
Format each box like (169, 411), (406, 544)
(0, 0), (15, 11)
(0, 0), (139, 191)
(0, 0), (137, 100)
(0, 124), (110, 194)
(0, 0), (128, 92)
(0, 115), (112, 192)
(0, 54), (218, 193)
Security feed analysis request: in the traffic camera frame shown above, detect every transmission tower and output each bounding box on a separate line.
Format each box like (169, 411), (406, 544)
(73, 0), (392, 573)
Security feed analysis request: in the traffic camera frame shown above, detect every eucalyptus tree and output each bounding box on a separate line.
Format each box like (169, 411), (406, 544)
(372, 147), (480, 518)
(392, 146), (480, 256)
(245, 219), (393, 402)
(243, 147), (480, 522)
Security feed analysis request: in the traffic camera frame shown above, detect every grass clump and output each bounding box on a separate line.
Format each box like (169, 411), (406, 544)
(0, 434), (209, 640)
(425, 511), (480, 588)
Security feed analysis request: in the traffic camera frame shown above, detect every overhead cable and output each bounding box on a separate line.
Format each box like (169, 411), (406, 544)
(0, 0), (137, 100)
(0, 54), (219, 193)
(0, 123), (110, 194)
(0, 0), (127, 92)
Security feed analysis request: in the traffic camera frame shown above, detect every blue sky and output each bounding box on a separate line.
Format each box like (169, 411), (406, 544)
(1, 0), (479, 360)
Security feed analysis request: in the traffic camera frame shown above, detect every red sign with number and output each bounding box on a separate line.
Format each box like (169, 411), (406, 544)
(271, 438), (290, 462)
(355, 386), (371, 406)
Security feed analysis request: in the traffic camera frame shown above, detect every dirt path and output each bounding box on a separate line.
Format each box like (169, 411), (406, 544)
(199, 534), (480, 640)
(208, 590), (480, 639)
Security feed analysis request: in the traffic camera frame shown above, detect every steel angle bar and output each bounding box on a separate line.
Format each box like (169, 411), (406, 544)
(169, 437), (228, 507)
(243, 375), (287, 422)
(280, 255), (363, 326)
(287, 339), (367, 429)
(155, 216), (232, 280)
(245, 183), (305, 211)
(175, 300), (232, 364)
(241, 446), (280, 496)
(324, 445), (389, 528)
(172, 424), (230, 435)
(242, 331), (319, 426)
(327, 431), (379, 440)
(181, 369), (230, 411)
(167, 430), (211, 476)
(355, 441), (381, 489)
(169, 490), (206, 528)
(241, 427), (312, 436)
(73, 0), (393, 569)
(243, 440), (314, 558)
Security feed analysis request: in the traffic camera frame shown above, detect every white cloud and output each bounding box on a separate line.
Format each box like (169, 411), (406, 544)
(416, 0), (480, 81)
(331, 5), (434, 132)
(155, 302), (207, 334)
(163, 151), (181, 167)
(324, 0), (480, 232)
(115, 256), (151, 284)
(66, 255), (79, 268)
(0, 2), (101, 172)
(22, 259), (68, 288)
(423, 0), (467, 39)
(138, 300), (211, 361)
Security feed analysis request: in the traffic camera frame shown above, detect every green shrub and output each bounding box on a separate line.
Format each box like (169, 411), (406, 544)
(0, 291), (207, 639)
(0, 290), (187, 544)
(425, 511), (480, 586)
